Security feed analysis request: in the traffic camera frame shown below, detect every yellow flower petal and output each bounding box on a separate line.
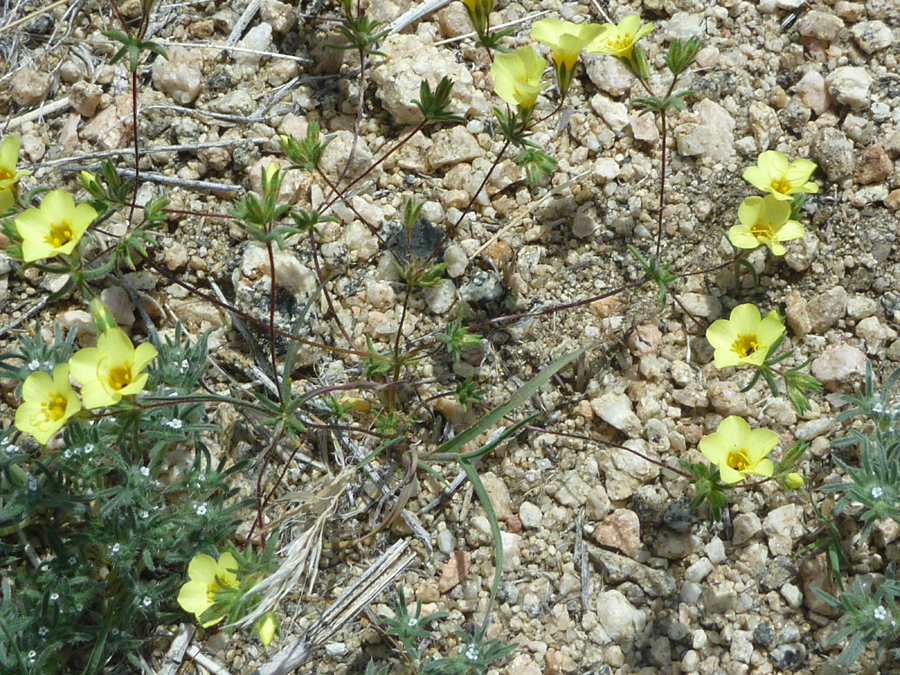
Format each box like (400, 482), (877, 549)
(216, 552), (240, 587)
(188, 554), (220, 585)
(699, 416), (779, 484)
(258, 613), (278, 646)
(178, 580), (213, 615)
(14, 364), (81, 445)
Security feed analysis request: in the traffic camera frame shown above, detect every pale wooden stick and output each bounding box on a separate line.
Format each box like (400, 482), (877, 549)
(252, 539), (416, 675)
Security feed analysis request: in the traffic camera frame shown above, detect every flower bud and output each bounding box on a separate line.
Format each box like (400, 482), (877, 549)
(785, 472), (804, 489)
(91, 298), (118, 335)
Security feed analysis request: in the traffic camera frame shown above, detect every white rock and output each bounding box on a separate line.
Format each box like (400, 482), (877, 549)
(732, 513), (762, 546)
(705, 537), (726, 564)
(674, 100), (735, 162)
(235, 23), (273, 76)
(825, 66), (873, 110)
(501, 532), (521, 571)
(320, 130), (375, 183)
(69, 81), (103, 116)
(678, 293), (722, 319)
(443, 242), (468, 278)
(681, 581), (702, 604)
(667, 12), (705, 40)
(481, 472), (512, 520)
(851, 20), (894, 54)
(592, 157), (620, 183)
(584, 54), (632, 96)
(795, 417), (835, 441)
(591, 94), (629, 132)
(796, 11), (844, 41)
(209, 90), (254, 116)
(365, 280), (395, 310)
(810, 344), (867, 390)
(100, 286), (135, 327)
(423, 279), (456, 314)
(781, 583), (803, 608)
(371, 34), (487, 125)
(730, 630), (754, 664)
(595, 590), (644, 641)
(684, 558), (714, 583)
(151, 47), (202, 104)
(427, 126), (482, 169)
(795, 70), (828, 115)
(630, 112), (659, 142)
(763, 504), (804, 556)
(261, 0), (296, 33)
(591, 392), (640, 434)
(519, 501), (543, 529)
(572, 208), (599, 239)
(10, 68), (50, 107)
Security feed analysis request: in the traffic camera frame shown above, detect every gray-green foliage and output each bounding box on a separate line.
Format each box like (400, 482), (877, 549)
(0, 324), (247, 674)
(815, 361), (900, 664)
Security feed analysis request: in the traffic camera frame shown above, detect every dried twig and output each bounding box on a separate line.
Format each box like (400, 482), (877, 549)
(159, 624), (195, 675)
(224, 0), (261, 50)
(59, 165), (243, 193)
(5, 97), (71, 131)
(252, 539), (417, 675)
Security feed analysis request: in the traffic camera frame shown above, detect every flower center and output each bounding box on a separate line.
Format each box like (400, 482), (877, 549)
(771, 176), (791, 194)
(45, 220), (74, 248)
(108, 364), (133, 391)
(750, 220), (775, 241)
(611, 32), (632, 50)
(727, 449), (751, 472)
(731, 332), (759, 358)
(37, 392), (68, 425)
(0, 167), (13, 181)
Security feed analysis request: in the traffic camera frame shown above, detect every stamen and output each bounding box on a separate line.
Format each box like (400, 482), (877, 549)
(731, 333), (759, 358)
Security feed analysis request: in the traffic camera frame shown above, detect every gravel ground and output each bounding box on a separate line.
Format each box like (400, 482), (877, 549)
(2, 0), (900, 673)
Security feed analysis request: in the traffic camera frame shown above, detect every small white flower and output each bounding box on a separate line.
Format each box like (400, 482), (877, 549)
(84, 444), (94, 455)
(407, 617), (417, 627)
(38, 627), (49, 637)
(28, 478), (38, 492)
(140, 467), (150, 477)
(28, 360), (41, 370)
(28, 650), (37, 662)
(164, 418), (184, 430)
(139, 510), (150, 519)
(40, 563), (50, 572)
(465, 644), (479, 661)
(195, 504), (208, 516)
(875, 606), (888, 621)
(64, 449), (72, 459)
(180, 359), (189, 372)
(6, 443), (19, 453)
(68, 556), (77, 565)
(143, 596), (152, 607)
(110, 543), (121, 554)
(50, 593), (59, 602)
(872, 486), (884, 499)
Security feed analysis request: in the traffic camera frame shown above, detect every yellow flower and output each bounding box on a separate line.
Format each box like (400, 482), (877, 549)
(531, 19), (604, 96)
(706, 303), (785, 369)
(728, 195), (805, 256)
(177, 553), (240, 627)
(699, 416), (778, 484)
(257, 612), (279, 646)
(14, 364), (81, 445)
(68, 327), (158, 409)
(14, 189), (97, 262)
(785, 472), (804, 489)
(742, 151), (818, 201)
(587, 15), (654, 60)
(491, 47), (548, 111)
(0, 136), (30, 213)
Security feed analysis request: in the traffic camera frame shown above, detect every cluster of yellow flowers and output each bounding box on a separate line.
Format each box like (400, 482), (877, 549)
(700, 304), (803, 487)
(729, 151), (818, 256)
(490, 15), (653, 114)
(14, 325), (158, 444)
(177, 552), (279, 646)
